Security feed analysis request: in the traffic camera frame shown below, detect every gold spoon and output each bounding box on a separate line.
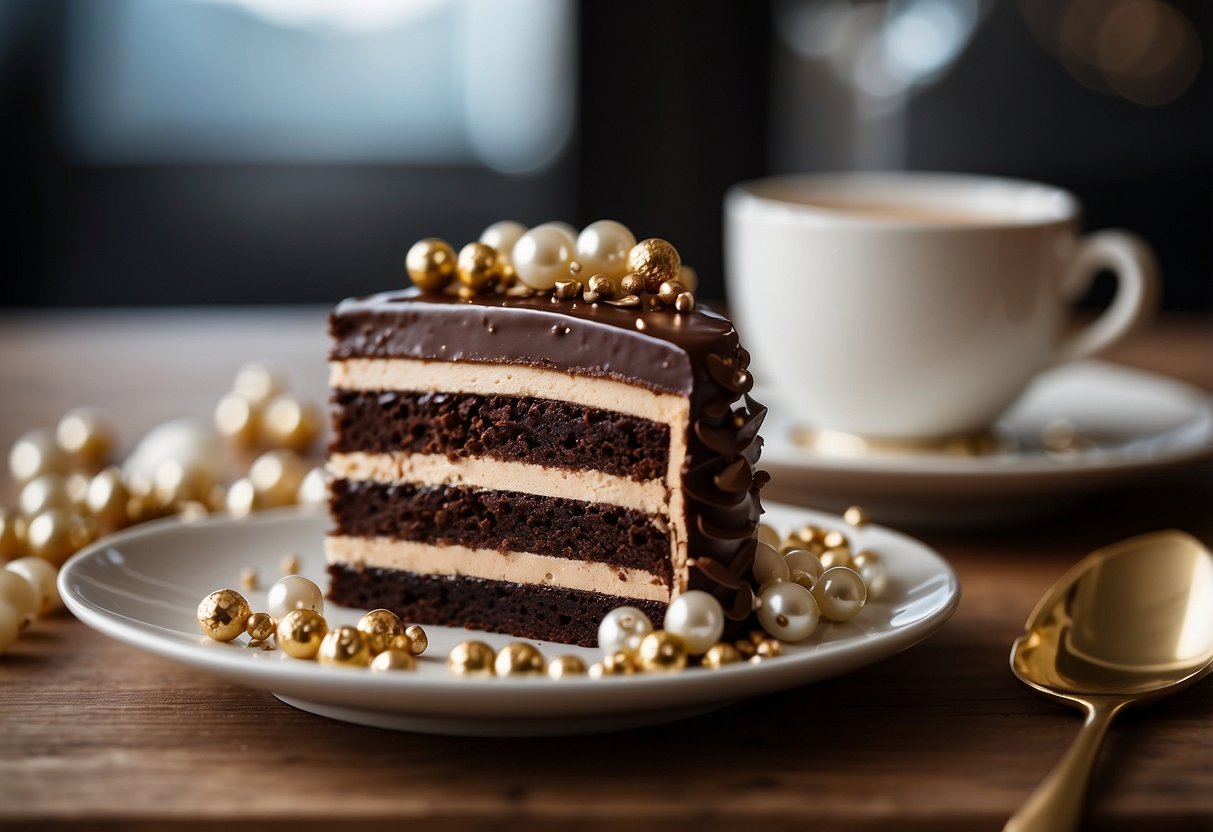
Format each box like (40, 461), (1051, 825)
(1005, 530), (1213, 832)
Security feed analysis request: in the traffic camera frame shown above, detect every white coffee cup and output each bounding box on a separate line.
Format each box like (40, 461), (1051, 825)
(724, 172), (1160, 442)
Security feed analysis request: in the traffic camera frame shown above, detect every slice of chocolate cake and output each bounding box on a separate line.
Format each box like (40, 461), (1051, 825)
(325, 228), (766, 647)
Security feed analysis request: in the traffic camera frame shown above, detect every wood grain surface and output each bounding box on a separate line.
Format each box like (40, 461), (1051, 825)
(0, 309), (1210, 832)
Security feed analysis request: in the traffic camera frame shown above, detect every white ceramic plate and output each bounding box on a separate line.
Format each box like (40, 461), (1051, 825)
(759, 361), (1213, 527)
(59, 503), (958, 736)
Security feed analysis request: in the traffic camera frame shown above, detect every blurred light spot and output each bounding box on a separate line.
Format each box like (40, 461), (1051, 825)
(217, 0), (449, 34)
(884, 0), (981, 82)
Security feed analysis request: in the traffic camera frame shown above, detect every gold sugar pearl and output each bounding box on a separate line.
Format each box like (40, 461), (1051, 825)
(674, 292), (695, 313)
(9, 428), (67, 484)
(547, 655), (588, 680)
(586, 274), (614, 301)
(280, 553), (301, 576)
(646, 295), (664, 312)
(448, 640), (496, 676)
(0, 570), (39, 629)
(822, 529), (849, 550)
(66, 472), (90, 509)
(261, 394), (320, 453)
(748, 629), (767, 645)
(404, 624), (428, 656)
(627, 238), (681, 295)
(56, 407), (116, 471)
(233, 362), (287, 408)
(553, 279), (582, 300)
(844, 505), (869, 527)
(153, 459), (214, 509)
(214, 393), (259, 447)
(406, 238), (457, 292)
(657, 279), (687, 306)
(753, 638), (783, 660)
(19, 474), (72, 517)
(734, 640), (757, 660)
(248, 449), (306, 508)
(0, 509), (26, 561)
(495, 642), (545, 677)
(296, 467), (328, 508)
(245, 611), (276, 642)
(175, 500), (209, 522)
(6, 556), (60, 614)
(620, 273), (647, 296)
(820, 546), (854, 570)
(701, 642), (741, 669)
(318, 625), (372, 668)
(26, 509), (85, 566)
(277, 608), (328, 659)
(456, 241), (501, 293)
(637, 631), (688, 673)
(225, 478), (260, 518)
(197, 589), (252, 642)
(356, 608), (403, 655)
(371, 648), (416, 672)
(588, 650), (637, 678)
(239, 567), (259, 591)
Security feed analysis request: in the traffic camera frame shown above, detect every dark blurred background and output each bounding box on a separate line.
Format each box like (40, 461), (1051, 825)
(0, 0), (1208, 309)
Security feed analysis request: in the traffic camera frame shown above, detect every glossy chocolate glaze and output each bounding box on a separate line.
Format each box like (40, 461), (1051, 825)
(328, 287), (767, 628)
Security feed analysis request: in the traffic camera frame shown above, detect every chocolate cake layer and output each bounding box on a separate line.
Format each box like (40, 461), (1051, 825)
(328, 563), (667, 647)
(330, 479), (672, 580)
(331, 389), (669, 481)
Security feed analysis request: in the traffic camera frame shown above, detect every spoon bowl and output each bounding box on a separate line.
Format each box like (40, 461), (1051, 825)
(1005, 530), (1213, 832)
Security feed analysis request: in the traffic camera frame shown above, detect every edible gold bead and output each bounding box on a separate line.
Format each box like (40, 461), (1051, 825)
(587, 274), (614, 301)
(260, 394), (320, 453)
(701, 642), (741, 669)
(627, 238), (681, 295)
(553, 279), (582, 300)
(547, 654), (588, 679)
(0, 509), (27, 562)
(5, 556), (60, 614)
(296, 467), (328, 508)
(406, 238), (457, 292)
(0, 570), (39, 629)
(26, 509), (83, 566)
(153, 459), (215, 509)
(248, 449), (307, 508)
(356, 608), (403, 655)
(495, 641), (545, 677)
(234, 362), (286, 408)
(677, 264), (698, 292)
(636, 630), (688, 673)
(56, 407), (116, 471)
(822, 529), (849, 550)
(214, 392), (259, 447)
(820, 546), (854, 570)
(657, 279), (687, 306)
(404, 624), (428, 656)
(588, 650), (638, 678)
(674, 291), (695, 313)
(197, 589), (252, 642)
(456, 241), (501, 293)
(245, 611), (276, 642)
(239, 567), (258, 591)
(843, 505), (869, 527)
(19, 474), (72, 517)
(620, 273), (647, 296)
(318, 625), (372, 667)
(175, 500), (209, 522)
(754, 638), (783, 659)
(280, 553), (300, 576)
(276, 608), (328, 659)
(734, 639), (756, 660)
(225, 478), (260, 518)
(448, 640), (496, 676)
(9, 429), (67, 484)
(371, 648), (416, 672)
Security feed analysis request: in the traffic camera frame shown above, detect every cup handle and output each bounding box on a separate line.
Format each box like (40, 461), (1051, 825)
(1051, 230), (1160, 365)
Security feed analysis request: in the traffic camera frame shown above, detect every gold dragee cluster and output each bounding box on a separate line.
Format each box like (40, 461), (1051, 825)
(405, 220), (698, 314)
(0, 363), (331, 657)
(196, 578), (428, 672)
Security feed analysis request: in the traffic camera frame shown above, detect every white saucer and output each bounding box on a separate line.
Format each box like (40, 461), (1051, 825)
(58, 504), (959, 737)
(759, 361), (1213, 528)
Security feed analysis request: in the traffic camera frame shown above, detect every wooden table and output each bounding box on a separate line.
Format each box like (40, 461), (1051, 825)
(1, 309), (1210, 832)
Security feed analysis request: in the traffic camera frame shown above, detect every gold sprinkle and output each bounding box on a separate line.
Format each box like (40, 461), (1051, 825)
(280, 553), (301, 576)
(239, 567), (258, 591)
(844, 505), (868, 527)
(674, 291), (695, 313)
(606, 295), (640, 308)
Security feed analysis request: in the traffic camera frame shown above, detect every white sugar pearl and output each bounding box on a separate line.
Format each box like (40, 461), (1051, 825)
(479, 220), (527, 264)
(812, 566), (868, 622)
(852, 550), (888, 600)
(752, 541), (790, 584)
(757, 581), (820, 643)
(0, 571), (39, 629)
(575, 220), (636, 282)
(598, 606), (653, 653)
(265, 574), (324, 622)
(663, 590), (724, 655)
(513, 225), (575, 290)
(5, 557), (60, 614)
(0, 602), (19, 654)
(784, 549), (824, 588)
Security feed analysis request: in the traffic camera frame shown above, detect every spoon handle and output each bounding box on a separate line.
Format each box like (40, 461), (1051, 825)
(1004, 700), (1125, 832)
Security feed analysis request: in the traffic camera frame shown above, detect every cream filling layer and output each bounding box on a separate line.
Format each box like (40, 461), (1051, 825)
(326, 536), (670, 603)
(329, 452), (669, 516)
(330, 357), (690, 427)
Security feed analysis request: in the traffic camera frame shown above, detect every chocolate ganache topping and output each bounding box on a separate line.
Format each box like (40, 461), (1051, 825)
(330, 288), (768, 623)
